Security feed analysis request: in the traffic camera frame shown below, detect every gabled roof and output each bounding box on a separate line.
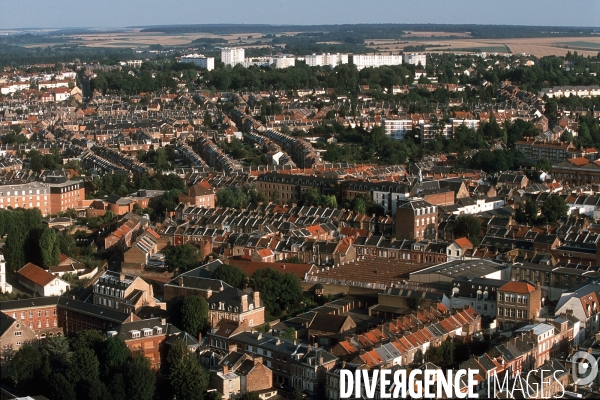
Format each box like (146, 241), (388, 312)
(17, 263), (56, 287)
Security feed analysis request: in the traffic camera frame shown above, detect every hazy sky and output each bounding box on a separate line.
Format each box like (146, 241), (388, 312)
(2, 0), (599, 29)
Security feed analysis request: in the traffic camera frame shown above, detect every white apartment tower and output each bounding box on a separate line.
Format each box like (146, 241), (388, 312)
(221, 47), (245, 67)
(180, 54), (215, 71)
(352, 54), (403, 70)
(404, 54), (427, 67)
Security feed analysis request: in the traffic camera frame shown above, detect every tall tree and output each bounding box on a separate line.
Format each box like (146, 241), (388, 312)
(9, 343), (43, 389)
(39, 227), (61, 267)
(181, 295), (209, 336)
(212, 264), (247, 289)
(167, 339), (209, 400)
(541, 195), (569, 223)
(123, 353), (156, 400)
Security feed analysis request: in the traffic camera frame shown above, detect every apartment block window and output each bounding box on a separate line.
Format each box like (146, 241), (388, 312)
(14, 331), (22, 337)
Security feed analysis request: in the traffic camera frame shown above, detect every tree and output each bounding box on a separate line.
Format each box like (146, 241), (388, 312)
(67, 348), (100, 385)
(301, 188), (322, 207)
(515, 199), (539, 225)
(407, 297), (421, 311)
(99, 337), (131, 377)
(123, 353), (156, 400)
(453, 215), (481, 246)
(164, 243), (202, 272)
(5, 223), (27, 271)
(43, 335), (73, 371)
(39, 227), (61, 268)
(541, 195), (568, 223)
(560, 129), (573, 143)
(322, 194), (338, 209)
(57, 232), (76, 257)
(351, 197), (366, 214)
(48, 373), (76, 400)
(212, 264), (247, 289)
(9, 343), (43, 389)
(535, 158), (553, 174)
(249, 268), (303, 316)
(167, 338), (209, 400)
(181, 295), (209, 336)
(281, 328), (297, 340)
(272, 188), (280, 204)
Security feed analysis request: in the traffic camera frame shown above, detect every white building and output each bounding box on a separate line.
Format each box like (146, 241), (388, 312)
(304, 53), (349, 68)
(17, 263), (70, 297)
(404, 54), (427, 67)
(180, 54), (215, 71)
(221, 47), (245, 67)
(0, 254), (12, 293)
(352, 54), (402, 70)
(273, 56), (296, 69)
(382, 118), (413, 140)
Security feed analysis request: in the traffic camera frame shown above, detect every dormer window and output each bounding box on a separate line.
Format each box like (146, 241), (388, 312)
(142, 328), (153, 337)
(154, 326), (162, 334)
(131, 330), (141, 339)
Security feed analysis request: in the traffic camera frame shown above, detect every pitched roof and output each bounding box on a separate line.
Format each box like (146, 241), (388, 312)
(454, 237), (473, 248)
(499, 281), (537, 294)
(17, 263), (56, 286)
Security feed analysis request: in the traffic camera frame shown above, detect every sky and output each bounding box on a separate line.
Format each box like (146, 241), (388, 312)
(2, 0), (599, 29)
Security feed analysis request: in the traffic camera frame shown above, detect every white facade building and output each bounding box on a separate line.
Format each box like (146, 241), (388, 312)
(382, 118), (413, 140)
(304, 53), (349, 68)
(221, 47), (245, 67)
(273, 56), (296, 69)
(352, 54), (402, 70)
(0, 254), (12, 293)
(404, 54), (427, 67)
(180, 54), (215, 71)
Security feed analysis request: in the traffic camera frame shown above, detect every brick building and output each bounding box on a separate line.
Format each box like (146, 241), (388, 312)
(497, 280), (542, 330)
(553, 157), (600, 185)
(395, 199), (438, 240)
(110, 317), (181, 370)
(0, 313), (38, 364)
(210, 352), (273, 399)
(0, 182), (50, 214)
(92, 271), (161, 314)
(255, 172), (338, 205)
(47, 177), (85, 215)
(178, 183), (215, 208)
(0, 297), (62, 338)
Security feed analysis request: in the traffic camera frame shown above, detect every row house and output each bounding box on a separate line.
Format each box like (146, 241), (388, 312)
(352, 236), (448, 266)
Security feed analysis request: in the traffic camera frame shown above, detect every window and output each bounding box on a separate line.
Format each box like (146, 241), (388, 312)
(131, 330), (141, 339)
(498, 307), (503, 316)
(21, 312), (25, 319)
(16, 341), (21, 346)
(522, 296), (528, 304)
(38, 311), (41, 317)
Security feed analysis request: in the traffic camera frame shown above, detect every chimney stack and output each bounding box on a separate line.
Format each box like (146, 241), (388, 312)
(253, 291), (260, 307)
(223, 365), (228, 374)
(119, 273), (125, 281)
(253, 356), (263, 366)
(241, 295), (248, 312)
(178, 276), (184, 286)
(161, 318), (166, 326)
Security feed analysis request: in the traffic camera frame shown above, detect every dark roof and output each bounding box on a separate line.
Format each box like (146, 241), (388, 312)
(57, 297), (133, 324)
(113, 317), (181, 340)
(0, 296), (60, 311)
(308, 312), (353, 333)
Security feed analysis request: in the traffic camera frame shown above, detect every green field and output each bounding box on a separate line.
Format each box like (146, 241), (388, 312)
(558, 41), (600, 50)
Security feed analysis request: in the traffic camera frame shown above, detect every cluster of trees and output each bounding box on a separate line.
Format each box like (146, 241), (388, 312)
(164, 243), (203, 272)
(215, 186), (269, 209)
(470, 148), (524, 173)
(91, 60), (201, 95)
(249, 267), (304, 316)
(213, 263), (304, 317)
(425, 340), (455, 368)
(516, 195), (569, 225)
(136, 146), (178, 170)
(453, 214), (481, 246)
(9, 333), (156, 400)
(0, 209), (62, 271)
(300, 188), (338, 209)
(217, 138), (269, 165)
(28, 149), (64, 173)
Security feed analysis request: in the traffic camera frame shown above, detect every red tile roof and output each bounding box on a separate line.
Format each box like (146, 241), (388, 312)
(18, 263), (55, 286)
(454, 237), (473, 248)
(499, 281), (537, 294)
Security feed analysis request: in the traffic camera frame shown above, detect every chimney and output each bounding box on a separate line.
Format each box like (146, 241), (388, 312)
(161, 318), (167, 326)
(228, 343), (238, 352)
(178, 276), (184, 286)
(198, 332), (202, 343)
(253, 291), (260, 307)
(119, 273), (125, 281)
(241, 295), (248, 312)
(253, 356), (263, 366)
(223, 365), (229, 374)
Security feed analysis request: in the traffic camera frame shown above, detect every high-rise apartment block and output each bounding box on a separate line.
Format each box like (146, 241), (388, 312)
(221, 47), (245, 67)
(352, 54), (402, 70)
(180, 54), (215, 71)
